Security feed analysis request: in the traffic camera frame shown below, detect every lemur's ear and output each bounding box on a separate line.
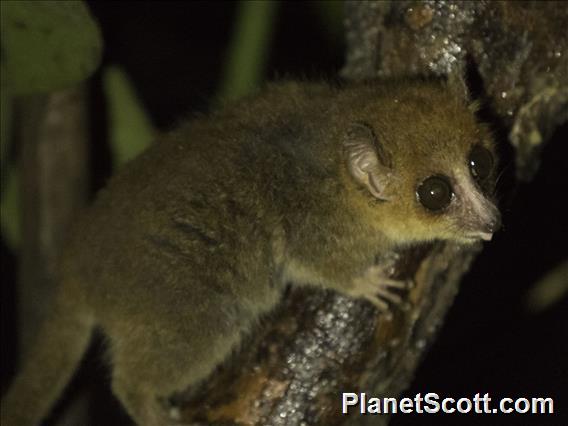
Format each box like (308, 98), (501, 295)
(343, 122), (396, 201)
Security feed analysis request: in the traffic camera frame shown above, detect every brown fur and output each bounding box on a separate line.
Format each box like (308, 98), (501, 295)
(1, 79), (499, 425)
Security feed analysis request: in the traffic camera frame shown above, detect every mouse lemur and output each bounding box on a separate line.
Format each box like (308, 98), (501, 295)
(1, 78), (500, 426)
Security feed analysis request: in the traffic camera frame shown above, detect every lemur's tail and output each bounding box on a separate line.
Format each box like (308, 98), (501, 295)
(1, 289), (94, 426)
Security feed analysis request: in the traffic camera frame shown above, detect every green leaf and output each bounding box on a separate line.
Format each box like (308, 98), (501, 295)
(525, 260), (568, 313)
(0, 61), (12, 176)
(103, 66), (155, 167)
(0, 0), (102, 94)
(218, 0), (279, 101)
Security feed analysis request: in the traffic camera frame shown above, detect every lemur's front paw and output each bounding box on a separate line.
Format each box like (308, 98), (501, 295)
(349, 265), (413, 318)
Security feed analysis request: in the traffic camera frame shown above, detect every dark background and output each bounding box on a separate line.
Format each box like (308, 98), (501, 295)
(2, 2), (566, 425)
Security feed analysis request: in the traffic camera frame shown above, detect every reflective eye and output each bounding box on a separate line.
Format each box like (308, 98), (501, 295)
(417, 175), (453, 211)
(469, 145), (493, 182)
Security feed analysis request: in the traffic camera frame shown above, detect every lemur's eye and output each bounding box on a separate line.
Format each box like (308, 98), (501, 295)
(469, 145), (493, 182)
(417, 175), (453, 211)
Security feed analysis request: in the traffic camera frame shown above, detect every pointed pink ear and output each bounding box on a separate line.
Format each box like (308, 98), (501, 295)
(343, 122), (395, 201)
